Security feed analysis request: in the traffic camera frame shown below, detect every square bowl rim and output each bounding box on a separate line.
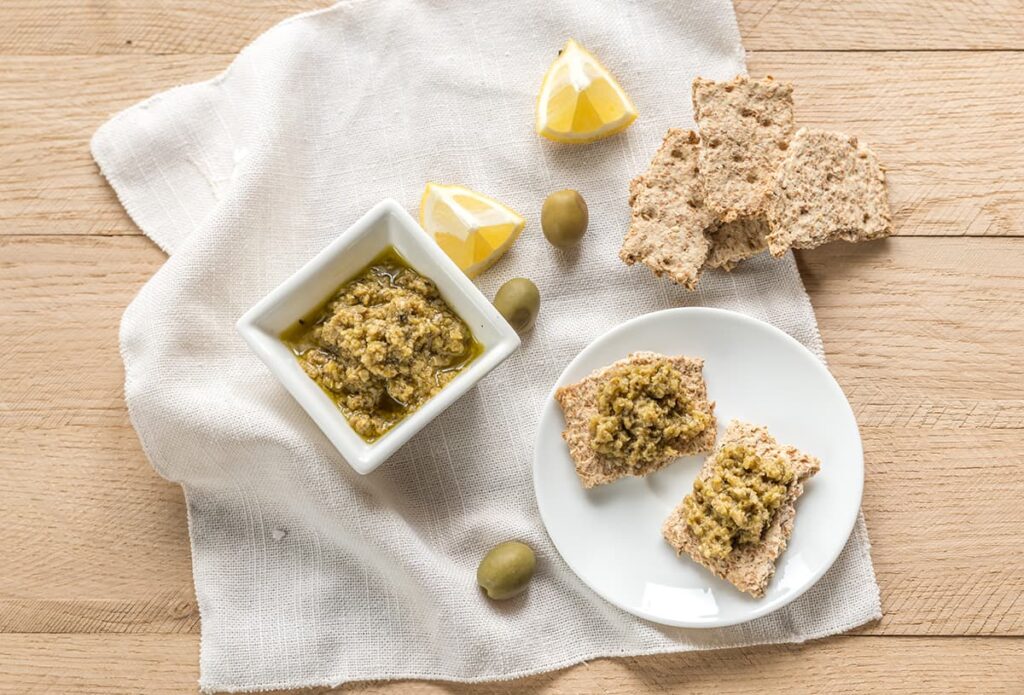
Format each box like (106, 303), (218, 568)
(235, 197), (520, 474)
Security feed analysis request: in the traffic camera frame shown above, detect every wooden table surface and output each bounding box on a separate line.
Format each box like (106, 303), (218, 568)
(3, 1), (1024, 692)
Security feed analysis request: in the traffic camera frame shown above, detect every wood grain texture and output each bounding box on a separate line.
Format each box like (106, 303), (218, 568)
(802, 240), (1024, 634)
(0, 1), (323, 55)
(737, 0), (1024, 51)
(0, 54), (222, 238)
(1, 51), (1021, 239)
(0, 592), (199, 636)
(1, 413), (196, 632)
(1, 1), (1023, 54)
(2, 235), (1022, 637)
(799, 240), (1024, 418)
(0, 635), (1021, 694)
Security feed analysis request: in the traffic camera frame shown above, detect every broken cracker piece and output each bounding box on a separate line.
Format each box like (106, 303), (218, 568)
(620, 129), (715, 289)
(555, 351), (716, 489)
(692, 75), (795, 223)
(704, 216), (769, 271)
(662, 420), (820, 598)
(764, 127), (893, 257)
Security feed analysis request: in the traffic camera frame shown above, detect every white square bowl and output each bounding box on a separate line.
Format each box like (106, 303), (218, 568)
(236, 198), (520, 474)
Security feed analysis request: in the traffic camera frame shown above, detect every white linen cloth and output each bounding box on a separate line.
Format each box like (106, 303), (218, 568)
(92, 1), (881, 691)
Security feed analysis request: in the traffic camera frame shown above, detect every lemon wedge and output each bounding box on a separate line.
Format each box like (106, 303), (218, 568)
(536, 39), (638, 144)
(419, 183), (526, 278)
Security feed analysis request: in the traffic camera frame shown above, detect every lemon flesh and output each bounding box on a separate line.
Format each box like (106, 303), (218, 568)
(419, 183), (525, 278)
(536, 39), (638, 144)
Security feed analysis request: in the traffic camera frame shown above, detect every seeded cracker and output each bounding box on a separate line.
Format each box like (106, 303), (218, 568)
(662, 420), (820, 597)
(620, 129), (715, 289)
(765, 127), (893, 256)
(555, 352), (716, 489)
(692, 75), (795, 222)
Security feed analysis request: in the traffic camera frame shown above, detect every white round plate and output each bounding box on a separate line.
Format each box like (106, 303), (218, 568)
(533, 308), (863, 628)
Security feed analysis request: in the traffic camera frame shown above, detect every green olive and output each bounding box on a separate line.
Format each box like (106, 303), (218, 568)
(493, 278), (540, 333)
(541, 189), (589, 248)
(477, 540), (536, 600)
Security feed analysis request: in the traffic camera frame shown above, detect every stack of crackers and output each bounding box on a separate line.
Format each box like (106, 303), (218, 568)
(621, 75), (893, 289)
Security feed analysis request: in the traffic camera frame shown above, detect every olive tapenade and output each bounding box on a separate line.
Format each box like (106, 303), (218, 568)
(588, 358), (712, 468)
(282, 248), (480, 441)
(683, 444), (794, 560)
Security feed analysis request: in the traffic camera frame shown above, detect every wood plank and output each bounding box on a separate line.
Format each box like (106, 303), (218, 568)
(1, 51), (1021, 239)
(737, 0), (1024, 51)
(0, 408), (196, 632)
(799, 239), (1024, 415)
(2, 235), (1022, 636)
(0, 413), (197, 634)
(0, 0), (323, 55)
(0, 634), (199, 694)
(0, 593), (198, 635)
(803, 239), (1024, 636)
(0, 233), (196, 632)
(0, 634), (1021, 694)
(0, 54), (223, 238)
(858, 427), (1023, 635)
(1, 1), (1023, 54)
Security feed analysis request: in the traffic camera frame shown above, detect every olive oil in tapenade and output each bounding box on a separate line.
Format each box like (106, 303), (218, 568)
(281, 248), (481, 442)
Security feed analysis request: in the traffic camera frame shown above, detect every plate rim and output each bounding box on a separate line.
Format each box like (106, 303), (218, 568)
(532, 306), (864, 628)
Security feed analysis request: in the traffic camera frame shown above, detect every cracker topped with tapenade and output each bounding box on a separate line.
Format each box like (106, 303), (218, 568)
(554, 351), (716, 488)
(662, 420), (820, 597)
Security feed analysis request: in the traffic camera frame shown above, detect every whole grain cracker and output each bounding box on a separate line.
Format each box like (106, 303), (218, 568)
(620, 129), (715, 289)
(704, 216), (769, 270)
(554, 351), (717, 489)
(662, 420), (820, 597)
(692, 75), (795, 222)
(764, 127), (892, 257)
